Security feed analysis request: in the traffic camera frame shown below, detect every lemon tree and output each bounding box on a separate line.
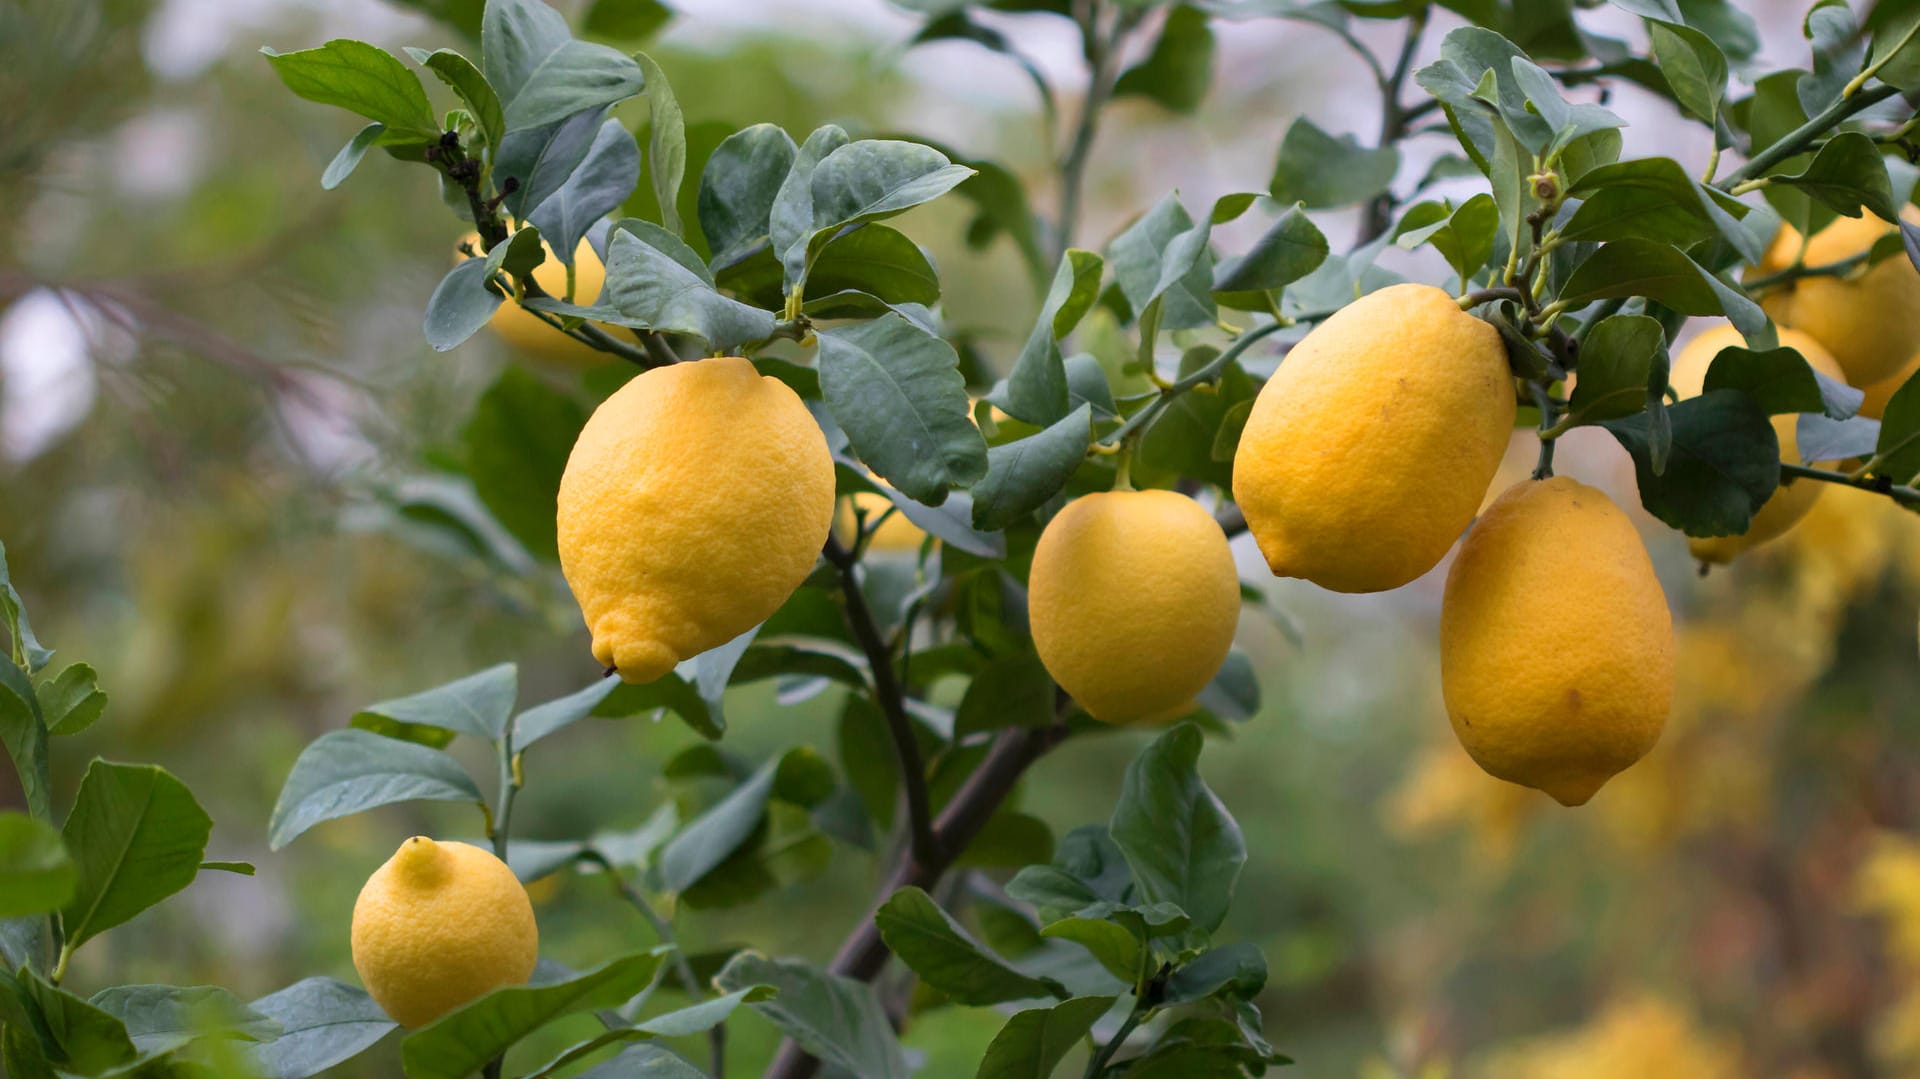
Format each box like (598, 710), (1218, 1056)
(7, 0), (1920, 1076)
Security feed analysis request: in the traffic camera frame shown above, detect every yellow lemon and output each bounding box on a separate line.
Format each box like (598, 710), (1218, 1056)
(1671, 323), (1845, 564)
(1233, 282), (1515, 593)
(1862, 350), (1920, 419)
(1754, 210), (1920, 386)
(1028, 489), (1240, 723)
(460, 232), (612, 367)
(350, 837), (537, 1028)
(558, 356), (834, 682)
(1440, 477), (1673, 806)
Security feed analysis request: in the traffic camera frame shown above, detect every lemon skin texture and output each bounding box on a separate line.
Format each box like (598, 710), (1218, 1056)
(1440, 477), (1674, 807)
(1028, 489), (1240, 723)
(1755, 211), (1920, 387)
(1670, 324), (1845, 564)
(460, 233), (611, 367)
(558, 356), (835, 683)
(1233, 283), (1516, 593)
(350, 837), (538, 1028)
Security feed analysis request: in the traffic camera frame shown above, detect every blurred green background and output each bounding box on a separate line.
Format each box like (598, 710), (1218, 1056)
(5, 1), (1920, 1076)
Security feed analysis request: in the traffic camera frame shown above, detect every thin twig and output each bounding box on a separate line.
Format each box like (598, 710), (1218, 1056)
(1054, 2), (1140, 264)
(1782, 462), (1920, 508)
(1358, 11), (1428, 245)
(1720, 84), (1903, 188)
(591, 856), (726, 1076)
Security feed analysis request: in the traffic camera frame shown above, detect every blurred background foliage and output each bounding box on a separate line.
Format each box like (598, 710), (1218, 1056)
(3, 0), (1920, 1075)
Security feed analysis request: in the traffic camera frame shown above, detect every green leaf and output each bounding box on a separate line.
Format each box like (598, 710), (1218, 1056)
(955, 810), (1055, 870)
(39, 663), (106, 737)
(322, 122), (388, 190)
(972, 996), (1116, 1079)
(655, 760), (775, 893)
(1108, 723), (1244, 936)
(201, 860), (255, 875)
(598, 669), (721, 741)
(1603, 389), (1781, 536)
(90, 984), (279, 1053)
(60, 761), (213, 950)
(400, 952), (665, 1079)
(1703, 345), (1858, 418)
(1867, 6), (1920, 92)
(1113, 5), (1214, 112)
(1038, 917), (1142, 983)
(807, 139), (976, 236)
(1006, 825), (1133, 922)
(818, 313), (990, 505)
(1196, 650), (1260, 721)
(482, 0), (645, 133)
(410, 48), (504, 150)
(424, 259), (505, 352)
(0, 541), (52, 673)
(1566, 314), (1664, 425)
(513, 676), (621, 749)
(1559, 240), (1768, 338)
(249, 977), (396, 1079)
(0, 813), (73, 918)
(1109, 192), (1215, 331)
(16, 969), (138, 1073)
(875, 887), (1067, 1005)
(268, 729), (484, 850)
(354, 663), (518, 742)
(602, 229), (776, 350)
(1395, 194), (1498, 287)
(806, 224), (941, 307)
(1212, 204), (1328, 307)
(1267, 117), (1397, 210)
(1564, 157), (1757, 261)
(1003, 250), (1104, 425)
(970, 406), (1094, 532)
(261, 40), (440, 139)
(1647, 20), (1727, 123)
(524, 986), (775, 1074)
(1165, 942), (1267, 1004)
(698, 123), (798, 267)
(1874, 372), (1920, 482)
(1413, 26), (1550, 167)
(463, 368), (585, 561)
(1507, 57), (1627, 158)
(526, 118), (640, 267)
(771, 125), (854, 289)
(714, 953), (909, 1079)
(1768, 131), (1900, 222)
(0, 664), (49, 820)
(629, 52), (686, 239)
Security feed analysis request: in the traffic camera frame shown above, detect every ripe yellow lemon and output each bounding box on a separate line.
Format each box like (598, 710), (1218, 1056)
(1233, 283), (1516, 593)
(1861, 350), (1920, 419)
(1671, 324), (1845, 564)
(558, 356), (834, 682)
(460, 232), (612, 367)
(1028, 489), (1240, 723)
(1440, 477), (1673, 806)
(1754, 211), (1920, 386)
(350, 837), (537, 1028)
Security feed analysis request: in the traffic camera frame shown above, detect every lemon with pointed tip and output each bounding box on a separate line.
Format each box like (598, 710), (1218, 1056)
(1753, 210), (1920, 387)
(558, 355), (835, 682)
(1233, 283), (1516, 593)
(1441, 477), (1673, 807)
(350, 837), (538, 1028)
(460, 232), (611, 367)
(1671, 324), (1846, 564)
(1028, 489), (1240, 723)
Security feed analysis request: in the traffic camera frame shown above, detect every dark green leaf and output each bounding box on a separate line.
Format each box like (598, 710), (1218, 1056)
(972, 996), (1116, 1079)
(463, 369), (584, 561)
(818, 313), (989, 505)
(400, 952), (665, 1079)
(655, 761), (775, 893)
(0, 813), (72, 918)
(714, 953), (909, 1079)
(60, 761), (213, 950)
(1648, 20), (1727, 122)
(17, 970), (137, 1073)
(1268, 117), (1397, 210)
(970, 406), (1094, 532)
(771, 125), (855, 289)
(1108, 723), (1244, 935)
(1769, 131), (1900, 222)
(322, 122), (387, 190)
(806, 225), (941, 306)
(1037, 917), (1142, 983)
(0, 541), (52, 673)
(523, 986), (773, 1075)
(39, 663), (105, 737)
(1109, 193), (1215, 331)
(1004, 250), (1103, 424)
(268, 729), (484, 850)
(1212, 204), (1328, 306)
(1165, 942), (1267, 1003)
(1567, 314), (1663, 425)
(1603, 389), (1781, 536)
(808, 139), (976, 235)
(875, 887), (1067, 1005)
(1559, 240), (1768, 337)
(698, 123), (798, 267)
(0, 664), (49, 820)
(90, 984), (279, 1053)
(1704, 345), (1859, 418)
(1874, 371), (1920, 481)
(1113, 5), (1214, 112)
(410, 48), (505, 149)
(603, 229), (777, 350)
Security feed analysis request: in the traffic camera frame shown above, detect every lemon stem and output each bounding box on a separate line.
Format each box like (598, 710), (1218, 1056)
(1113, 444), (1135, 491)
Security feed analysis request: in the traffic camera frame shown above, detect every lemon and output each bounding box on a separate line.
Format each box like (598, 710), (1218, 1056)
(460, 232), (611, 367)
(1028, 489), (1240, 723)
(1861, 350), (1920, 419)
(350, 837), (538, 1028)
(1754, 211), (1920, 386)
(1233, 283), (1516, 593)
(1671, 324), (1845, 564)
(1440, 477), (1673, 806)
(558, 356), (835, 682)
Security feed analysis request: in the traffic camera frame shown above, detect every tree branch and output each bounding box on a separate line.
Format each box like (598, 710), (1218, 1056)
(1054, 2), (1141, 264)
(1358, 11), (1428, 245)
(1720, 84), (1904, 188)
(822, 533), (940, 864)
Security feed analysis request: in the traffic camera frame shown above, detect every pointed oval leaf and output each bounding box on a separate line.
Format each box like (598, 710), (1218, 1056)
(60, 761), (213, 949)
(268, 729), (484, 850)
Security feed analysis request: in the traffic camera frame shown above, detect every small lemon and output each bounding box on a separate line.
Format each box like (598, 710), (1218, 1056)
(1861, 350), (1920, 419)
(1753, 210), (1920, 386)
(558, 356), (835, 682)
(1441, 477), (1673, 806)
(1671, 324), (1845, 564)
(350, 837), (538, 1028)
(460, 232), (612, 367)
(1028, 489), (1240, 723)
(1233, 283), (1516, 593)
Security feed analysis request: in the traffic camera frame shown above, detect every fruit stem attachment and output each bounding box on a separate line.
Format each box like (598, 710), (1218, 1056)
(1530, 382), (1559, 480)
(1097, 318), (1295, 451)
(1112, 444), (1135, 491)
